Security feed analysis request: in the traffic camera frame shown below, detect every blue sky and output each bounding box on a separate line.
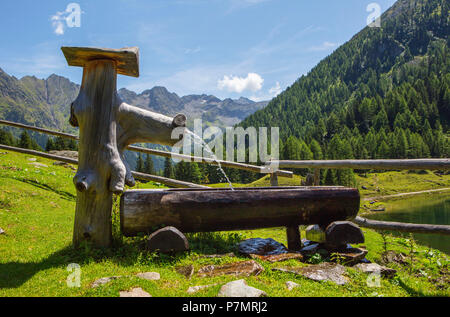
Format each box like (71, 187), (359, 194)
(0, 0), (396, 101)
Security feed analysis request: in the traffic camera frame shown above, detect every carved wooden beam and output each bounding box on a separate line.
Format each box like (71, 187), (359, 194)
(62, 46), (186, 247)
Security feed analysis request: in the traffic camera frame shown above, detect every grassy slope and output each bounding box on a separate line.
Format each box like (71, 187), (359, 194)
(0, 151), (449, 297)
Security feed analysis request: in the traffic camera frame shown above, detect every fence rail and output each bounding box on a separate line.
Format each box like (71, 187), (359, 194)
(0, 143), (207, 189)
(271, 159), (450, 170)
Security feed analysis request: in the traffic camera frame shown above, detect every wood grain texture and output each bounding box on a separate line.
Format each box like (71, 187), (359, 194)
(120, 187), (360, 236)
(61, 46), (139, 77)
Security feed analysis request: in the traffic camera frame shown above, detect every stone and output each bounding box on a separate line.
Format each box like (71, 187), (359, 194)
(196, 253), (236, 259)
(136, 272), (160, 281)
(27, 158), (37, 162)
(286, 281), (300, 291)
(382, 251), (407, 265)
(273, 263), (349, 285)
(187, 284), (217, 294)
(49, 150), (78, 159)
(330, 247), (368, 265)
(197, 260), (264, 278)
(119, 287), (152, 297)
(91, 276), (121, 288)
(147, 226), (189, 253)
(299, 242), (320, 255)
(175, 264), (195, 278)
(238, 238), (288, 256)
(325, 221), (364, 247)
(28, 162), (48, 168)
(217, 279), (267, 297)
(353, 263), (397, 278)
(0, 228), (5, 235)
(250, 253), (303, 263)
(306, 225), (326, 243)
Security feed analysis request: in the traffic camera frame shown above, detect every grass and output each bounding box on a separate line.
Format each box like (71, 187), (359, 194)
(0, 151), (449, 297)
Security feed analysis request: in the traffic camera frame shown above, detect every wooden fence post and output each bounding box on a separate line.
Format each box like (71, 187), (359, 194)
(270, 172), (302, 251)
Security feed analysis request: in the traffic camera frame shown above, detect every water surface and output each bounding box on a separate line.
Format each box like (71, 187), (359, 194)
(366, 194), (450, 254)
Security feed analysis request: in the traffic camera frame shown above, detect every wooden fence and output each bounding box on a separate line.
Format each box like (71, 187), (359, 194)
(1, 118), (450, 236)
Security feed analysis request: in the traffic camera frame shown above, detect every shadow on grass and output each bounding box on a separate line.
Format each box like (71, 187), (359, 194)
(18, 178), (76, 201)
(0, 232), (242, 289)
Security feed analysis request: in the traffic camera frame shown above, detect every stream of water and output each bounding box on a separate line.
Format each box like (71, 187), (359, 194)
(185, 129), (234, 190)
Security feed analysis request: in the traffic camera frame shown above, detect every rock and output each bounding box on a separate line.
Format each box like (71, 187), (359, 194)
(330, 247), (368, 265)
(196, 253), (236, 259)
(382, 251), (407, 265)
(300, 243), (320, 255)
(273, 263), (349, 285)
(91, 276), (121, 288)
(147, 226), (189, 253)
(306, 225), (326, 243)
(27, 158), (37, 162)
(286, 281), (300, 291)
(197, 260), (264, 278)
(0, 228), (5, 235)
(136, 272), (160, 281)
(217, 279), (267, 297)
(187, 284), (217, 294)
(250, 252), (303, 263)
(325, 221), (364, 248)
(119, 287), (152, 297)
(361, 185), (367, 190)
(175, 264), (194, 278)
(353, 263), (397, 278)
(49, 150), (78, 159)
(238, 238), (288, 256)
(28, 162), (48, 168)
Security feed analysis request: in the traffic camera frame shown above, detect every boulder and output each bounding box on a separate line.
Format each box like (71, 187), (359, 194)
(325, 221), (364, 248)
(197, 260), (264, 278)
(119, 287), (152, 297)
(136, 272), (160, 281)
(238, 238), (288, 256)
(217, 279), (267, 297)
(273, 263), (349, 285)
(354, 263), (397, 278)
(306, 225), (326, 243)
(147, 226), (189, 253)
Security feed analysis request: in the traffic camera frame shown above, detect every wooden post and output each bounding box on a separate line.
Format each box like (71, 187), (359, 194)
(314, 168), (320, 186)
(62, 47), (186, 247)
(270, 172), (302, 251)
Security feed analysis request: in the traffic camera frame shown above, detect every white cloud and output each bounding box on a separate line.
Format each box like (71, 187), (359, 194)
(308, 41), (337, 52)
(217, 73), (264, 93)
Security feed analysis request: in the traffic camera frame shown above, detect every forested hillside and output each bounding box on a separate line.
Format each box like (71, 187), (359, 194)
(238, 0), (449, 185)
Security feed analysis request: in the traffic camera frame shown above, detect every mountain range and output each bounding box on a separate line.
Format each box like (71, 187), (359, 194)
(0, 68), (268, 139)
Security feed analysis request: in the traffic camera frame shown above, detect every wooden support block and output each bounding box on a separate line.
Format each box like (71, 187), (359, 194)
(61, 46), (139, 77)
(270, 173), (278, 186)
(286, 225), (302, 251)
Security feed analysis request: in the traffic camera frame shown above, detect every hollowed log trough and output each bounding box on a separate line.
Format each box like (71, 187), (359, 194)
(120, 186), (360, 250)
